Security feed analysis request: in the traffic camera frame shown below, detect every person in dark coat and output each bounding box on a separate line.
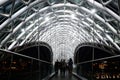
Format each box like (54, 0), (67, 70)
(68, 58), (73, 75)
(54, 60), (59, 75)
(60, 59), (63, 75)
(62, 59), (67, 76)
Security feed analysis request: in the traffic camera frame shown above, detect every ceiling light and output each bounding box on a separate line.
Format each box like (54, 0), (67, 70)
(71, 14), (76, 19)
(91, 9), (96, 14)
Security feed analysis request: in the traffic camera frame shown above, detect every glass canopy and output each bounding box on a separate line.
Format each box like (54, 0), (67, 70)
(0, 0), (120, 61)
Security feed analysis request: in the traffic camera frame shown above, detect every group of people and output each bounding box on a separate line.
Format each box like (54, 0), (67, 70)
(54, 58), (73, 76)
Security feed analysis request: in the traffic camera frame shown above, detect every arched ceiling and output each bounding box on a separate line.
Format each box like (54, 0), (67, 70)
(0, 0), (120, 61)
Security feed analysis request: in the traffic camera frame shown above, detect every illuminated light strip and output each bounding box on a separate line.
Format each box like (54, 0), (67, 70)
(27, 14), (90, 42)
(1, 5), (52, 47)
(87, 0), (120, 21)
(5, 3), (120, 50)
(38, 29), (85, 42)
(0, 0), (45, 30)
(28, 21), (88, 44)
(80, 7), (118, 37)
(17, 16), (94, 49)
(0, 0), (8, 6)
(81, 17), (120, 51)
(38, 21), (89, 40)
(2, 3), (117, 44)
(1, 13), (37, 46)
(0, 10), (98, 47)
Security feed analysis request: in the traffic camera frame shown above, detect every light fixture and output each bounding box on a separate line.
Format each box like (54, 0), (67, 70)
(91, 9), (96, 14)
(71, 14), (76, 19)
(44, 16), (50, 22)
(21, 29), (24, 32)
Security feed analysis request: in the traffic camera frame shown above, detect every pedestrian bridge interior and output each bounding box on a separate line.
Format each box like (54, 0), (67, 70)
(0, 0), (120, 80)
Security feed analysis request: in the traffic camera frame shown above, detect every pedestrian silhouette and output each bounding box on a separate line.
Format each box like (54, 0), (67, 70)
(62, 59), (67, 76)
(54, 60), (59, 75)
(68, 58), (73, 75)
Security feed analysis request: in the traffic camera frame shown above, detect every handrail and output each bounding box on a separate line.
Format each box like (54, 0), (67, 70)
(42, 72), (87, 80)
(72, 72), (88, 80)
(42, 72), (55, 80)
(76, 54), (120, 65)
(0, 49), (52, 65)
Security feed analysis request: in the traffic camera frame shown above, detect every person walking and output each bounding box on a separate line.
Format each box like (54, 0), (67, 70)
(60, 59), (63, 75)
(62, 59), (67, 76)
(68, 58), (73, 75)
(54, 60), (59, 75)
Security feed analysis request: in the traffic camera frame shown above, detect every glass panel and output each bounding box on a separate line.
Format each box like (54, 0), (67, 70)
(76, 48), (120, 80)
(0, 49), (53, 80)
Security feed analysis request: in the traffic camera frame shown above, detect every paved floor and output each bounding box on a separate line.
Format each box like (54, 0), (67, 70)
(50, 71), (78, 80)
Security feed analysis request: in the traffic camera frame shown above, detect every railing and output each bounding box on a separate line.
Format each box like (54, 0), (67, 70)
(72, 72), (88, 80)
(42, 72), (55, 80)
(75, 54), (120, 80)
(0, 49), (53, 80)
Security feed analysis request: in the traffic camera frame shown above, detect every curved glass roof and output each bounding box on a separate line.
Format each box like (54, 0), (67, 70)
(0, 0), (120, 61)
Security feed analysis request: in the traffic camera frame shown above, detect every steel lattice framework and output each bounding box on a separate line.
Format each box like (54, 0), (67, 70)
(0, 0), (120, 61)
